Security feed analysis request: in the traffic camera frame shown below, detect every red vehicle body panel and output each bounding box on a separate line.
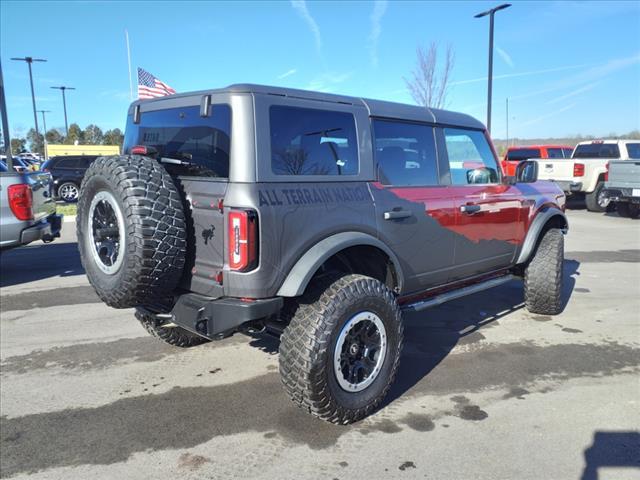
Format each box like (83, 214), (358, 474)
(501, 145), (574, 176)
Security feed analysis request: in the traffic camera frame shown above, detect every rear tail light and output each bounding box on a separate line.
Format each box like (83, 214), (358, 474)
(8, 184), (34, 221)
(228, 209), (258, 271)
(604, 161), (609, 181)
(130, 145), (158, 157)
(573, 163), (585, 177)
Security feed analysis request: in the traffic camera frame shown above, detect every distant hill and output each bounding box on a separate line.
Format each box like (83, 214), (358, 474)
(492, 130), (640, 155)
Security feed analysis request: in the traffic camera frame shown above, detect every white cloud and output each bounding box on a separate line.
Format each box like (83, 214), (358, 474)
(518, 103), (577, 127)
(496, 46), (514, 68)
(291, 1), (322, 55)
(450, 63), (592, 86)
(305, 71), (353, 92)
(277, 69), (298, 80)
(368, 0), (388, 68)
(545, 82), (600, 105)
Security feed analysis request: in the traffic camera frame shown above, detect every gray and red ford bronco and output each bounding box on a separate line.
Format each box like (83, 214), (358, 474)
(77, 84), (567, 424)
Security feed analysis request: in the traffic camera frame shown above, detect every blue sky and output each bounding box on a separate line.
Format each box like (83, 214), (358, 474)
(1, 0), (639, 140)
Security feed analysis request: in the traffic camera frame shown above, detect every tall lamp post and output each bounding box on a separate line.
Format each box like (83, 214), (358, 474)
(50, 85), (75, 136)
(37, 110), (51, 160)
(10, 56), (47, 139)
(474, 3), (511, 133)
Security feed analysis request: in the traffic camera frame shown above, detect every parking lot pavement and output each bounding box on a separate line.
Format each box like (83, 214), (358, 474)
(1, 209), (639, 480)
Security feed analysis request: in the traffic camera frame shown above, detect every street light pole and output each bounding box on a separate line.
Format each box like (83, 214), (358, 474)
(37, 110), (51, 159)
(474, 3), (511, 134)
(50, 86), (75, 136)
(10, 56), (47, 140)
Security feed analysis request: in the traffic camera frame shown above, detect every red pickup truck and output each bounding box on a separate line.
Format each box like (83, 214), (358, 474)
(502, 145), (574, 176)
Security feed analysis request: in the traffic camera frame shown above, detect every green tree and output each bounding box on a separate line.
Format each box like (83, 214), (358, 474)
(65, 123), (84, 145)
(45, 128), (65, 144)
(83, 124), (104, 145)
(26, 129), (44, 155)
(103, 128), (124, 146)
(11, 138), (26, 154)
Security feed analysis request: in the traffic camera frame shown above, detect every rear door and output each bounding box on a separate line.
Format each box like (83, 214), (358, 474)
(370, 119), (456, 293)
(122, 100), (232, 297)
(439, 127), (526, 280)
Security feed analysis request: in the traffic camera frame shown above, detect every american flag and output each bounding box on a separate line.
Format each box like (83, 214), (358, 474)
(137, 67), (176, 99)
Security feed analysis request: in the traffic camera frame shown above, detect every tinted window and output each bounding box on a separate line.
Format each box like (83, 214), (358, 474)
(373, 120), (438, 186)
(81, 156), (99, 167)
(506, 148), (541, 161)
(123, 105), (231, 178)
(563, 148), (574, 158)
(270, 106), (358, 176)
(546, 148), (565, 159)
(444, 128), (500, 185)
(0, 161), (7, 172)
(626, 143), (640, 159)
(55, 157), (83, 168)
(573, 143), (621, 159)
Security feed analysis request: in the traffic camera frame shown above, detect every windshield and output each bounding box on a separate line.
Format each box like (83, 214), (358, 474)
(573, 143), (621, 159)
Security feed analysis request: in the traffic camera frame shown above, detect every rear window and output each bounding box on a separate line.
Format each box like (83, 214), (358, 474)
(270, 106), (358, 176)
(506, 148), (541, 161)
(546, 148), (566, 159)
(123, 105), (231, 178)
(55, 157), (84, 168)
(573, 143), (621, 159)
(563, 148), (574, 158)
(626, 143), (640, 159)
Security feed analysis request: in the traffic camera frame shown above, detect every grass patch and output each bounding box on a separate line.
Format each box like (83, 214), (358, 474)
(56, 203), (77, 217)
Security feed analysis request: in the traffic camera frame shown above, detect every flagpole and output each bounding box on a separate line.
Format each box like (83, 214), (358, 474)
(125, 29), (133, 101)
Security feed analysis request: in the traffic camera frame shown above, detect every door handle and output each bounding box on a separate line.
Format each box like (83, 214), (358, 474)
(384, 209), (412, 220)
(460, 204), (482, 214)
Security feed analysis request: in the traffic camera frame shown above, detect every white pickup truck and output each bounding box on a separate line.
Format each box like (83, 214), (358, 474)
(535, 140), (640, 212)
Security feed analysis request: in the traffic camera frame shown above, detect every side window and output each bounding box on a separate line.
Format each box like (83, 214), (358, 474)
(373, 120), (438, 186)
(270, 106), (358, 176)
(563, 148), (574, 158)
(443, 128), (500, 185)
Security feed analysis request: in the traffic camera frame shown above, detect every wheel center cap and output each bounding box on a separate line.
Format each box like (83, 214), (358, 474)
(349, 343), (359, 356)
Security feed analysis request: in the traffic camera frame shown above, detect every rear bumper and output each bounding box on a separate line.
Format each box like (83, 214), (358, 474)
(553, 180), (583, 193)
(19, 213), (63, 245)
(138, 294), (284, 340)
(603, 187), (640, 204)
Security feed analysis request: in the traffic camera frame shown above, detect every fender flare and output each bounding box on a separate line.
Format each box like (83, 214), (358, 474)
(276, 232), (405, 297)
(516, 207), (568, 265)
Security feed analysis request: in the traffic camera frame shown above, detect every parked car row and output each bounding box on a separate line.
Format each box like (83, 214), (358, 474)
(501, 139), (640, 217)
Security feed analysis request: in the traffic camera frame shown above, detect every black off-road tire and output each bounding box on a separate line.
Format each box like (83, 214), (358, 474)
(279, 273), (403, 424)
(77, 155), (187, 308)
(135, 309), (209, 348)
(524, 228), (564, 315)
(617, 202), (640, 219)
(585, 181), (607, 212)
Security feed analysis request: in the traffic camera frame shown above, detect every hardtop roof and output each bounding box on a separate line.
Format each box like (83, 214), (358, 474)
(130, 83), (485, 130)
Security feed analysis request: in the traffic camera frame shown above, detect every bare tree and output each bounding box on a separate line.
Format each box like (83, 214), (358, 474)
(404, 42), (455, 110)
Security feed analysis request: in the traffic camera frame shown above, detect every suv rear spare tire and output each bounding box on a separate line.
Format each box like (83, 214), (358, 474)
(77, 155), (187, 308)
(279, 273), (403, 424)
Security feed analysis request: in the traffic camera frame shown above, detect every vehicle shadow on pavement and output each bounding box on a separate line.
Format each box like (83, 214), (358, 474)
(580, 431), (640, 480)
(383, 259), (579, 407)
(0, 242), (84, 288)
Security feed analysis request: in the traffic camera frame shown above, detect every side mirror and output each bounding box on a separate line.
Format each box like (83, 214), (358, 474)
(515, 160), (538, 183)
